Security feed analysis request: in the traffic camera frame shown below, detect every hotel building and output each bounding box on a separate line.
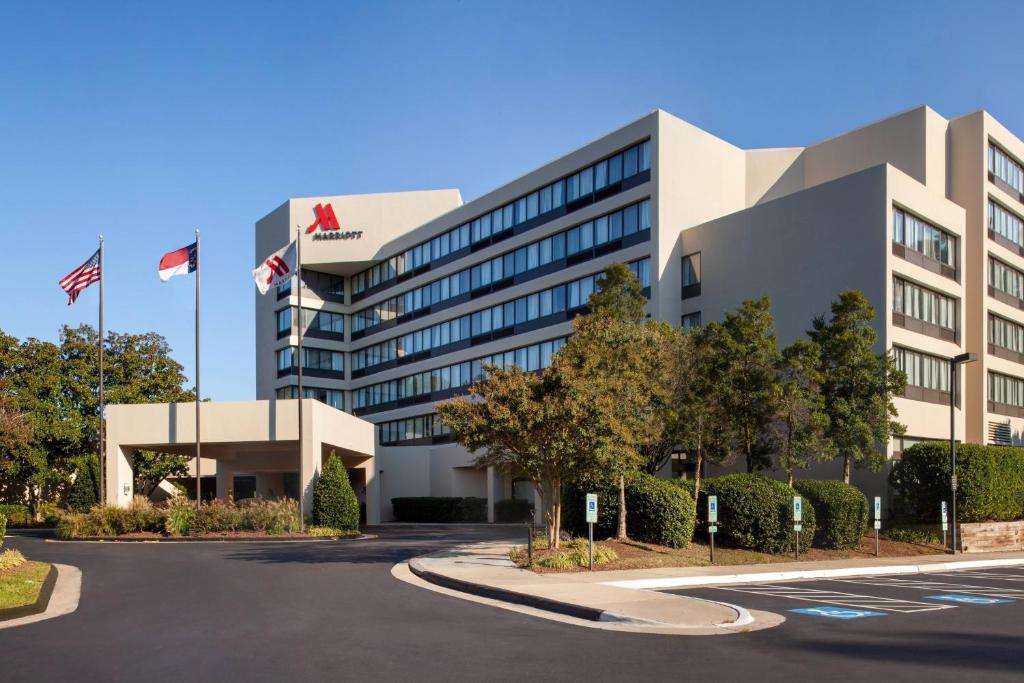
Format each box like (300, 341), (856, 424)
(250, 105), (1024, 518)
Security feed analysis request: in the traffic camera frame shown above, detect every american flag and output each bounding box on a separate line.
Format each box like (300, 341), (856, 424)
(59, 249), (101, 305)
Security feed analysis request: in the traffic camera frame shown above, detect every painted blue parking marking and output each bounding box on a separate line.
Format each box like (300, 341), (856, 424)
(925, 594), (1014, 605)
(789, 607), (886, 620)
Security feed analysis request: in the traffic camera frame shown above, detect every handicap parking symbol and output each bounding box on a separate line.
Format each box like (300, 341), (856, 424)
(790, 606), (885, 620)
(926, 594), (1013, 605)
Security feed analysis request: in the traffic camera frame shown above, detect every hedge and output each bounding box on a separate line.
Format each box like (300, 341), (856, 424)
(890, 442), (1024, 522)
(312, 455), (360, 531)
(701, 474), (816, 553)
(390, 497), (487, 523)
(68, 455), (100, 513)
(564, 473), (696, 548)
(0, 504), (29, 527)
(793, 480), (868, 549)
(0, 513), (6, 549)
(495, 498), (532, 523)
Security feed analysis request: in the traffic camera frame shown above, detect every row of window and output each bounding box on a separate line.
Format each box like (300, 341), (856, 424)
(892, 207), (956, 267)
(274, 385), (344, 410)
(276, 307), (346, 335)
(352, 199), (651, 334)
(277, 270), (344, 299)
(990, 257), (1024, 300)
(990, 143), (1024, 195)
(990, 314), (1024, 355)
(353, 337), (567, 410)
(988, 200), (1024, 248)
(892, 277), (956, 331)
(893, 346), (950, 393)
(276, 347), (345, 373)
(351, 140), (651, 295)
(990, 370), (1024, 408)
(378, 413), (449, 445)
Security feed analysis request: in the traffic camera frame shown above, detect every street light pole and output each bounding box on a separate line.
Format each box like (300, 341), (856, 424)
(950, 351), (977, 555)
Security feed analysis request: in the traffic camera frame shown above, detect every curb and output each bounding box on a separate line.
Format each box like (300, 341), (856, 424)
(0, 564), (57, 622)
(601, 557), (1024, 590)
(47, 533), (375, 544)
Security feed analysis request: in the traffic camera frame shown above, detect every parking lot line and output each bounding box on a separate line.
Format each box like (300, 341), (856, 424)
(829, 576), (1024, 600)
(928, 570), (1024, 582)
(711, 584), (954, 613)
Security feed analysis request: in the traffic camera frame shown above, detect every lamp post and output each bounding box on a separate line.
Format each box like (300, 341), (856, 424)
(950, 351), (977, 554)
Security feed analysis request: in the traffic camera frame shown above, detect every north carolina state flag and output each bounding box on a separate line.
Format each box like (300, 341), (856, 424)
(158, 242), (197, 281)
(253, 241), (297, 294)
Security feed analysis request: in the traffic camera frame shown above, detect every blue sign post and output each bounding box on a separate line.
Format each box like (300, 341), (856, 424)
(585, 493), (597, 571)
(874, 496), (882, 556)
(708, 495), (718, 564)
(793, 496), (803, 560)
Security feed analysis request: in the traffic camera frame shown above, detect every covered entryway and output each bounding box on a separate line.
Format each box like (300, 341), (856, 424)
(103, 399), (379, 523)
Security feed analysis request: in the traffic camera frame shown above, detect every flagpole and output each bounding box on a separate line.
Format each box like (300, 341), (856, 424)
(98, 235), (105, 506)
(296, 227), (304, 530)
(194, 229), (202, 511)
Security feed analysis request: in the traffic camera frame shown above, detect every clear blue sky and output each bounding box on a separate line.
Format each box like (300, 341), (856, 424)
(2, 0), (1021, 400)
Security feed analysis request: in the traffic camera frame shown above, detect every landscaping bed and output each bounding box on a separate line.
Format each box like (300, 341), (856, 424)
(510, 533), (946, 573)
(0, 554), (53, 611)
(59, 528), (361, 541)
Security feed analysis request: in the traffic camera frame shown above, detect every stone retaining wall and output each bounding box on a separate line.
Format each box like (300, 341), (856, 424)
(960, 521), (1024, 553)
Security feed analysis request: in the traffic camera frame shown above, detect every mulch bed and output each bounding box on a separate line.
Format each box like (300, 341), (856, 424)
(56, 530), (362, 542)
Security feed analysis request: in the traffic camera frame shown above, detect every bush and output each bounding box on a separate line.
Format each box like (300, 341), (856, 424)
(57, 498), (302, 537)
(0, 504), (30, 527)
(0, 513), (5, 549)
(890, 442), (1024, 522)
(495, 498), (533, 523)
(702, 474), (816, 553)
(793, 480), (868, 549)
(564, 473), (697, 548)
(313, 455), (360, 531)
(67, 454), (100, 512)
(536, 538), (618, 569)
(391, 497), (487, 523)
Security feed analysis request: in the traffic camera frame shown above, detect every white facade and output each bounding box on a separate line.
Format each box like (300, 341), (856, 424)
(252, 106), (1024, 516)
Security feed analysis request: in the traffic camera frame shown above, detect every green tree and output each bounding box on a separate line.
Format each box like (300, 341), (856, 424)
(67, 454), (100, 512)
(554, 263), (659, 540)
(714, 298), (780, 472)
(132, 450), (189, 498)
(772, 339), (835, 486)
(439, 364), (599, 548)
(312, 452), (360, 531)
(808, 290), (906, 483)
(677, 324), (730, 497)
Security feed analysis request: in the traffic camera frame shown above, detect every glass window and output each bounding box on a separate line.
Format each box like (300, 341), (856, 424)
(682, 253), (701, 286)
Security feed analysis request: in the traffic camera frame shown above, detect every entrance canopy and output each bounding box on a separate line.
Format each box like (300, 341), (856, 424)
(103, 399), (379, 523)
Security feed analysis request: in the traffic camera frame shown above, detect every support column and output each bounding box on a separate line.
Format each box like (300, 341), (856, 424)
(216, 464), (235, 502)
(105, 443), (133, 507)
(299, 401), (320, 522)
(486, 466), (496, 523)
(364, 463), (380, 525)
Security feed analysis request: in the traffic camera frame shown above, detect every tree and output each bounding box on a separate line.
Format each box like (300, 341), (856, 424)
(772, 339), (835, 486)
(132, 450), (189, 498)
(714, 298), (780, 472)
(554, 263), (658, 540)
(67, 454), (100, 512)
(313, 452), (360, 531)
(439, 364), (597, 549)
(676, 324), (730, 498)
(808, 290), (906, 483)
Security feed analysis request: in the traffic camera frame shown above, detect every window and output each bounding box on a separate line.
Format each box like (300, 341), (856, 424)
(276, 308), (291, 334)
(989, 200), (1024, 248)
(276, 386), (344, 411)
(350, 140), (652, 297)
(893, 347), (949, 392)
(892, 277), (956, 330)
(892, 207), (956, 267)
(682, 312), (701, 330)
(377, 413), (451, 445)
(682, 253), (700, 286)
(989, 371), (1024, 408)
(277, 347), (343, 373)
(276, 347), (293, 372)
(989, 143), (1024, 194)
(989, 314), (1024, 354)
(989, 257), (1024, 300)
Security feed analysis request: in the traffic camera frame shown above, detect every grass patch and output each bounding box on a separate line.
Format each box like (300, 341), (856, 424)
(305, 526), (359, 538)
(883, 527), (945, 546)
(0, 560), (50, 609)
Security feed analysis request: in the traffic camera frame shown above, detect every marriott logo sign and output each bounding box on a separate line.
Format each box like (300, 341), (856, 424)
(306, 203), (364, 241)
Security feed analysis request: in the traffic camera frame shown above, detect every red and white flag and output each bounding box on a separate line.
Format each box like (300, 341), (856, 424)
(158, 242), (197, 281)
(59, 249), (101, 305)
(253, 241), (297, 294)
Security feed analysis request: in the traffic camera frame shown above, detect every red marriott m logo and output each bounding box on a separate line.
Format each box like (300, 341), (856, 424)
(306, 203), (341, 233)
(265, 254), (290, 284)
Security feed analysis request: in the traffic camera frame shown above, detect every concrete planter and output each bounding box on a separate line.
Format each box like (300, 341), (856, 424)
(959, 521), (1024, 553)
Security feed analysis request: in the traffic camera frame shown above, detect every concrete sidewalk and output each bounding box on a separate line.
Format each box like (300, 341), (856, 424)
(408, 541), (771, 633)
(407, 540), (1024, 634)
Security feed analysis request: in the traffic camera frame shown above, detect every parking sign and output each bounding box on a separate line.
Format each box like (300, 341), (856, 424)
(874, 496), (882, 530)
(708, 495), (718, 524)
(585, 493), (598, 524)
(941, 501), (949, 531)
(793, 496), (802, 522)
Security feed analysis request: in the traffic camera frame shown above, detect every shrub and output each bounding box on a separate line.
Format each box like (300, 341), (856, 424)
(239, 499), (300, 534)
(67, 454), (100, 512)
(885, 527), (943, 545)
(564, 473), (697, 548)
(0, 548), (25, 571)
(890, 442), (1024, 522)
(0, 504), (30, 527)
(164, 498), (196, 536)
(536, 538), (618, 569)
(0, 513), (5, 549)
(495, 498), (533, 523)
(793, 480), (868, 549)
(702, 474), (816, 553)
(313, 455), (360, 531)
(391, 497), (487, 523)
